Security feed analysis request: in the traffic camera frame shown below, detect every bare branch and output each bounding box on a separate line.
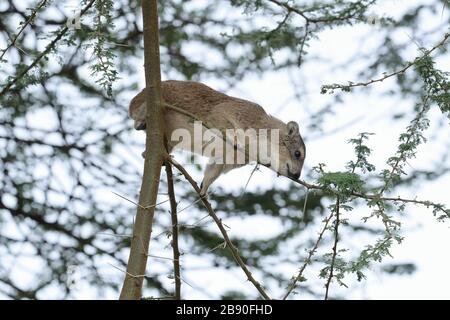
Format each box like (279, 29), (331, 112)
(324, 196), (340, 300)
(321, 32), (450, 93)
(282, 211), (333, 300)
(165, 161), (181, 300)
(168, 156), (271, 300)
(0, 0), (97, 96)
(112, 191), (169, 209)
(0, 0), (48, 62)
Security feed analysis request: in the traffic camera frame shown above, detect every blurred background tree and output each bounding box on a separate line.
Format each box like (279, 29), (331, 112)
(0, 0), (448, 299)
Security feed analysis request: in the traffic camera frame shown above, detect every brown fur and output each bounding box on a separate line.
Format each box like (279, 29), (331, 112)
(129, 80), (305, 194)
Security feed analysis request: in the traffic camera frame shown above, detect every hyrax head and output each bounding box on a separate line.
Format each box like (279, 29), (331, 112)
(128, 90), (147, 130)
(278, 121), (305, 180)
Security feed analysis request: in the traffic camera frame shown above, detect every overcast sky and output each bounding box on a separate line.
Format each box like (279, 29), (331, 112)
(1, 0), (449, 299)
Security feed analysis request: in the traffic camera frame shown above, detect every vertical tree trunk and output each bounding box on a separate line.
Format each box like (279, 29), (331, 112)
(119, 0), (164, 300)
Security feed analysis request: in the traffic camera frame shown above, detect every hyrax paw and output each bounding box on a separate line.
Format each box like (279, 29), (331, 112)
(199, 183), (210, 199)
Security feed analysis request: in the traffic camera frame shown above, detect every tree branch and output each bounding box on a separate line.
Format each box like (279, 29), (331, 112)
(324, 196), (340, 300)
(119, 0), (165, 300)
(282, 211), (333, 300)
(268, 0), (375, 24)
(165, 162), (181, 300)
(0, 0), (97, 96)
(0, 0), (48, 63)
(288, 176), (449, 219)
(168, 156), (271, 300)
(321, 32), (449, 93)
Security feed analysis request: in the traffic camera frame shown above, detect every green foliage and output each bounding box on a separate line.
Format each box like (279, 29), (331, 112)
(318, 172), (364, 195)
(346, 132), (376, 173)
(415, 54), (450, 119)
(347, 235), (402, 281)
(89, 0), (119, 97)
(221, 290), (248, 300)
(381, 101), (430, 191)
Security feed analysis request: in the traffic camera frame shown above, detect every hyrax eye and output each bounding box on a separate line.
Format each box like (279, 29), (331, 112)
(295, 151), (301, 159)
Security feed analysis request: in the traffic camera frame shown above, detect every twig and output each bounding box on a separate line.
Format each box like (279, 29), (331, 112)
(178, 197), (203, 213)
(176, 275), (194, 289)
(302, 188), (309, 217)
(240, 164), (260, 197)
(111, 191), (170, 209)
(288, 177), (448, 218)
(168, 156), (271, 300)
(0, 0), (48, 62)
(0, 0), (97, 96)
(165, 161), (181, 300)
(297, 21), (310, 66)
(321, 32), (449, 92)
(148, 254), (178, 261)
(324, 196), (340, 300)
(282, 211), (333, 300)
(209, 241), (227, 252)
(98, 232), (132, 238)
(378, 98), (430, 195)
(268, 0), (375, 24)
(268, 0), (314, 22)
(109, 263), (146, 279)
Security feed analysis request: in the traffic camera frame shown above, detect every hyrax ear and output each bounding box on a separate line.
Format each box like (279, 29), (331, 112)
(287, 121), (300, 136)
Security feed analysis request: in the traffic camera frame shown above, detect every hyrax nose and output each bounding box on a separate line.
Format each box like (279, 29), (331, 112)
(289, 172), (300, 180)
(287, 164), (300, 180)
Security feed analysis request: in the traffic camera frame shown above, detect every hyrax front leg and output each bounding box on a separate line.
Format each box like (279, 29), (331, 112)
(200, 163), (244, 196)
(200, 163), (225, 196)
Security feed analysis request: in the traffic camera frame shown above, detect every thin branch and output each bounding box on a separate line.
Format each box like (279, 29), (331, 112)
(0, 0), (48, 62)
(282, 211), (334, 300)
(378, 98), (430, 195)
(98, 232), (132, 238)
(177, 197), (203, 213)
(297, 21), (309, 66)
(324, 196), (340, 300)
(321, 32), (449, 92)
(111, 191), (169, 209)
(288, 177), (449, 218)
(109, 263), (146, 279)
(268, 0), (313, 22)
(240, 164), (260, 197)
(168, 156), (271, 300)
(268, 0), (375, 24)
(302, 188), (309, 217)
(148, 254), (178, 261)
(0, 0), (97, 96)
(209, 241), (227, 252)
(165, 161), (181, 300)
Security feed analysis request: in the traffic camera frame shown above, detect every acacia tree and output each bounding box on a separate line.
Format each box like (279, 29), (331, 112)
(0, 0), (449, 299)
(119, 0), (165, 300)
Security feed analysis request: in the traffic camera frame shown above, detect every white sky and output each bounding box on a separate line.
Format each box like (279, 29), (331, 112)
(1, 0), (449, 300)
